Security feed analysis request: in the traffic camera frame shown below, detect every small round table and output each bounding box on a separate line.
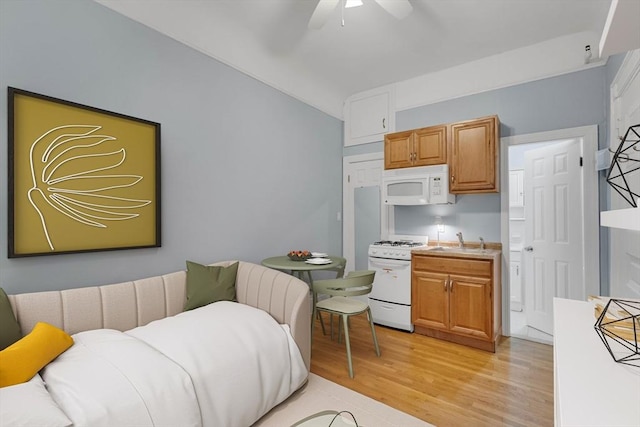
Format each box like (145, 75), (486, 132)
(262, 255), (343, 336)
(260, 255), (341, 287)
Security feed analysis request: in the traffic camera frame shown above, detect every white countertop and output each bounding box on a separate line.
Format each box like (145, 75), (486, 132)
(553, 298), (640, 426)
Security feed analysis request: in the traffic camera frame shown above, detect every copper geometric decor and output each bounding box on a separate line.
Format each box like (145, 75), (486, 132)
(594, 298), (640, 368)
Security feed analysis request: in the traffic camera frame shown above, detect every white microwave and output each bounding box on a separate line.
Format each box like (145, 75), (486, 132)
(382, 164), (455, 205)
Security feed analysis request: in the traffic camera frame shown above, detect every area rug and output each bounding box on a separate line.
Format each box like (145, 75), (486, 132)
(253, 373), (433, 427)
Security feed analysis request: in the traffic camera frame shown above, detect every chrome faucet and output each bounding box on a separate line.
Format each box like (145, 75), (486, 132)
(479, 237), (485, 250)
(456, 232), (464, 248)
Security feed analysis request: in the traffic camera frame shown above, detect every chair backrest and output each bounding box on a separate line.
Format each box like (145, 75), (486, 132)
(326, 256), (347, 278)
(313, 270), (375, 298)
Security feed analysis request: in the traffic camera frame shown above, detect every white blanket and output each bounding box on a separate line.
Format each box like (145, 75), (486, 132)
(42, 301), (307, 427)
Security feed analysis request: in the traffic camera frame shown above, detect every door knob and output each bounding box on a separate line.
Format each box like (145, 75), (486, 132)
(524, 246), (533, 252)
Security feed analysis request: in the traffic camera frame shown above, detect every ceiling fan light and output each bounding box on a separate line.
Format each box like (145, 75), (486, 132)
(345, 0), (363, 8)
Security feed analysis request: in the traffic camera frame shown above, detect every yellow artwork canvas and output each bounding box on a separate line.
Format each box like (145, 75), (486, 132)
(8, 88), (161, 257)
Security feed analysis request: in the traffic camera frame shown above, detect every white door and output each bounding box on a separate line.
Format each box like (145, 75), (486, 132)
(343, 154), (385, 274)
(523, 139), (584, 335)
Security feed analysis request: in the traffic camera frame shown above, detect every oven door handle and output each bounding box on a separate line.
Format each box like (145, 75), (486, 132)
(368, 258), (411, 269)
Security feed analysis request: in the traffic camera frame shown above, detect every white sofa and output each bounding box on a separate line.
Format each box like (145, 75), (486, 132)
(4, 260), (311, 426)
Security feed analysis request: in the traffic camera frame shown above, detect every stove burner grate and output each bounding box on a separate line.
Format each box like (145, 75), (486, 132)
(373, 240), (424, 247)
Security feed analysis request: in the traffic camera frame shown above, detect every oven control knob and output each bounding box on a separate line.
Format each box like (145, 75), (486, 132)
(383, 250), (389, 256)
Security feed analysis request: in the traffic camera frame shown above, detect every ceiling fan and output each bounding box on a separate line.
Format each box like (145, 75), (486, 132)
(308, 0), (413, 29)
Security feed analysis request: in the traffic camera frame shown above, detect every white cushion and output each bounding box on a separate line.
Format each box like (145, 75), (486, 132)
(0, 373), (72, 427)
(316, 297), (368, 315)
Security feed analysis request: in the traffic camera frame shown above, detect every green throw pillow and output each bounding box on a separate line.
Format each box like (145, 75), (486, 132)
(0, 288), (22, 350)
(184, 261), (239, 311)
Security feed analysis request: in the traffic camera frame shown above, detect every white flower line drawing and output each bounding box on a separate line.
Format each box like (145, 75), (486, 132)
(28, 124), (152, 251)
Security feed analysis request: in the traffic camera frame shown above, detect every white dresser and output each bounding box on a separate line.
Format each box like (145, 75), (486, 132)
(553, 298), (640, 426)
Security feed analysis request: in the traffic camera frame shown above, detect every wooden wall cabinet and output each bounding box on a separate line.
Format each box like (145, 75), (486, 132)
(384, 125), (447, 169)
(411, 252), (502, 352)
(382, 115), (500, 195)
(449, 115), (500, 194)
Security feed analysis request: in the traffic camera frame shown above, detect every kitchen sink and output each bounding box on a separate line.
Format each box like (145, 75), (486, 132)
(427, 246), (488, 254)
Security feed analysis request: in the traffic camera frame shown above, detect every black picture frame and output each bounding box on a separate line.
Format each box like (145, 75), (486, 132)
(8, 87), (161, 257)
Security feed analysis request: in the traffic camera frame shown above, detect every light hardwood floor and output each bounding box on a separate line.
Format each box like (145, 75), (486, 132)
(310, 314), (554, 427)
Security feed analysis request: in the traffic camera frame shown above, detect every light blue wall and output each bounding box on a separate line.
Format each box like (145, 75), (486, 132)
(343, 60), (626, 287)
(0, 0), (343, 294)
(397, 67), (609, 138)
(389, 67), (608, 245)
(393, 195), (500, 243)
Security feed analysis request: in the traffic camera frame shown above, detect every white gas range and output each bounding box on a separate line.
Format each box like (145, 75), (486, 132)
(367, 235), (428, 332)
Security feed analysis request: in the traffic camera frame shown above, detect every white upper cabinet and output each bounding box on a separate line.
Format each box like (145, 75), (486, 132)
(344, 86), (395, 146)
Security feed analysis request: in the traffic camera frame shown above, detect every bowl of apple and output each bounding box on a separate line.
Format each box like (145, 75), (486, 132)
(288, 250), (312, 261)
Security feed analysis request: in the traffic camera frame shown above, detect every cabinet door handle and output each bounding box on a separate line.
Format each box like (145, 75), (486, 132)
(451, 175), (455, 183)
(382, 118), (386, 129)
(449, 279), (453, 291)
(444, 279), (448, 291)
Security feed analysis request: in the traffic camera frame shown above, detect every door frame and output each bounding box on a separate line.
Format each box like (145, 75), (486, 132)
(500, 125), (600, 337)
(343, 152), (386, 274)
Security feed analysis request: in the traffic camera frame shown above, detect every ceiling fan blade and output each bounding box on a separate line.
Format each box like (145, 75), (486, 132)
(374, 0), (413, 20)
(308, 0), (339, 29)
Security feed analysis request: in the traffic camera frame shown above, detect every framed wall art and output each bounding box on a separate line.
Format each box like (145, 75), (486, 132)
(8, 87), (161, 257)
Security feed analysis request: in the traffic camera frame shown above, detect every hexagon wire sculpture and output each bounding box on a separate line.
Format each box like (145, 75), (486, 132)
(607, 124), (640, 208)
(594, 298), (640, 368)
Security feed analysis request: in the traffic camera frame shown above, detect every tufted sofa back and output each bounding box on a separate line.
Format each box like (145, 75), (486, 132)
(7, 261), (311, 369)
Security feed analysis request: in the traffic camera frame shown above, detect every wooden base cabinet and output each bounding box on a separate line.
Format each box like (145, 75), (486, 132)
(413, 272), (449, 330)
(449, 274), (493, 340)
(412, 253), (501, 352)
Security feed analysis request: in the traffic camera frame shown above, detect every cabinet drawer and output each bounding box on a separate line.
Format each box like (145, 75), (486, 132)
(413, 255), (491, 277)
(369, 298), (413, 332)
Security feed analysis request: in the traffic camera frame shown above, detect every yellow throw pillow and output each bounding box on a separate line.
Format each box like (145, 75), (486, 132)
(0, 322), (74, 388)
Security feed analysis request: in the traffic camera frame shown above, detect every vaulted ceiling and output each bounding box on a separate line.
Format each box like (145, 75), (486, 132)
(96, 0), (617, 118)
